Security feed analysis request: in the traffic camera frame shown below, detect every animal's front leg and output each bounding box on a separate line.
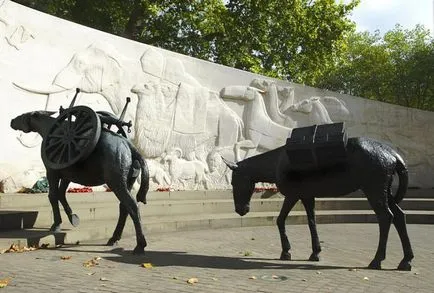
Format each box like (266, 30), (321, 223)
(57, 179), (80, 227)
(47, 172), (62, 232)
(301, 197), (321, 261)
(277, 196), (299, 260)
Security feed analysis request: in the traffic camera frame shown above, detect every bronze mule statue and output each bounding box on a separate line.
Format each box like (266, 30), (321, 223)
(10, 110), (150, 254)
(224, 137), (414, 270)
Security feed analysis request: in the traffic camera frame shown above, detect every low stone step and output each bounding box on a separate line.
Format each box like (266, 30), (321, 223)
(1, 196), (433, 230)
(1, 189), (431, 210)
(1, 210), (433, 249)
(0, 210), (38, 231)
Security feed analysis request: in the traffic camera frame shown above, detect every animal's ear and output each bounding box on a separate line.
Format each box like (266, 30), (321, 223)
(44, 111), (57, 116)
(221, 156), (238, 170)
(32, 111), (56, 117)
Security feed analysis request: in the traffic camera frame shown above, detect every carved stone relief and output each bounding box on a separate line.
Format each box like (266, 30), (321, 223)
(0, 0), (34, 51)
(1, 1), (433, 191)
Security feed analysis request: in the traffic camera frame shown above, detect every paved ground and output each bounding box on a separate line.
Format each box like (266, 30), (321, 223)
(0, 223), (433, 293)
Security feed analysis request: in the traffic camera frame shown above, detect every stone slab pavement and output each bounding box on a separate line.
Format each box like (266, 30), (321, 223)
(0, 223), (433, 293)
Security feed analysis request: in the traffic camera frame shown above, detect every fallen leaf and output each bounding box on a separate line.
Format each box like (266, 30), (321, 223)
(211, 277), (218, 281)
(243, 251), (252, 256)
(348, 268), (357, 272)
(40, 243), (50, 249)
(61, 256), (72, 260)
(0, 278), (10, 288)
(187, 277), (198, 284)
(86, 272), (96, 276)
(302, 279), (307, 282)
(100, 277), (109, 282)
(316, 271), (322, 275)
(141, 263), (153, 269)
(83, 257), (100, 268)
(249, 276), (257, 280)
(172, 277), (179, 280)
(363, 277), (369, 281)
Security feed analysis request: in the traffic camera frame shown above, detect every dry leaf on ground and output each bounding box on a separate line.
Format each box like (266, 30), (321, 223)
(187, 277), (199, 284)
(83, 257), (100, 268)
(249, 276), (257, 280)
(141, 263), (153, 269)
(61, 256), (72, 260)
(0, 278), (11, 288)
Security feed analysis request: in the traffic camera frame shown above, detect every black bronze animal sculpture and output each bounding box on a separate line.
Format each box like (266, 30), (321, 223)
(10, 110), (150, 254)
(224, 134), (414, 271)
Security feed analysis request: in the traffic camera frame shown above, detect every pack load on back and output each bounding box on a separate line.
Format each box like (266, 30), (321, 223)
(285, 122), (348, 171)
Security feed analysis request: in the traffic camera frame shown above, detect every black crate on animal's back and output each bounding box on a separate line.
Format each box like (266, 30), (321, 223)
(285, 125), (317, 171)
(285, 122), (348, 171)
(315, 122), (348, 169)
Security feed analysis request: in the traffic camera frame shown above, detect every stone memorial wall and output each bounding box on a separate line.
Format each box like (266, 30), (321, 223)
(1, 1), (433, 192)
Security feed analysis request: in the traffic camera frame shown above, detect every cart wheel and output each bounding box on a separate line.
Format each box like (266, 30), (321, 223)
(97, 111), (128, 138)
(42, 106), (101, 170)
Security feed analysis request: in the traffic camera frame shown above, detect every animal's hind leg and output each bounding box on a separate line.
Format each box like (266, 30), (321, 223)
(365, 187), (394, 270)
(389, 196), (414, 271)
(301, 197), (321, 261)
(107, 203), (128, 246)
(110, 185), (146, 254)
(277, 196), (299, 260)
(57, 180), (80, 227)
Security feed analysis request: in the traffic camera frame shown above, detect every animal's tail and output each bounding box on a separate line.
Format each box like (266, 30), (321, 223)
(131, 146), (149, 204)
(392, 154), (408, 204)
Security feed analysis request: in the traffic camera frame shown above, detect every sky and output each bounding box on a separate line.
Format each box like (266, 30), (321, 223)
(343, 0), (433, 34)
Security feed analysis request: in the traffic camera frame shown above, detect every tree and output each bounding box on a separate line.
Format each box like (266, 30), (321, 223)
(13, 0), (359, 84)
(317, 25), (434, 111)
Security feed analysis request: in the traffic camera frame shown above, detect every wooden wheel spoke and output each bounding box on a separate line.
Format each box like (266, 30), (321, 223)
(47, 142), (65, 160)
(73, 115), (89, 131)
(46, 140), (64, 151)
(56, 144), (67, 163)
(47, 134), (65, 139)
(74, 135), (90, 141)
(66, 113), (73, 132)
(75, 125), (93, 135)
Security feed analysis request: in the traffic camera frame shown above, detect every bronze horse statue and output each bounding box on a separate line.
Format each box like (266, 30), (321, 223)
(10, 110), (150, 254)
(224, 137), (414, 270)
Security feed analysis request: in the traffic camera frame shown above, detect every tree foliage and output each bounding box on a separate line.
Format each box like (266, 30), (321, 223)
(13, 0), (358, 83)
(317, 25), (434, 111)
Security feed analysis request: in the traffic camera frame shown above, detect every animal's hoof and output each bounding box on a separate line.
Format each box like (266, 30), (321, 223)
(309, 253), (320, 261)
(368, 260), (382, 270)
(69, 214), (80, 227)
(280, 251), (291, 260)
(106, 238), (119, 246)
(397, 260), (412, 271)
(133, 246), (145, 255)
(49, 224), (61, 233)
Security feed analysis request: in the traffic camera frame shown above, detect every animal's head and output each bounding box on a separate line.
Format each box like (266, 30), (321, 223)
(207, 148), (224, 172)
(164, 148), (183, 162)
(222, 157), (255, 216)
(52, 44), (122, 94)
(131, 80), (158, 97)
(289, 97), (320, 114)
(10, 111), (56, 133)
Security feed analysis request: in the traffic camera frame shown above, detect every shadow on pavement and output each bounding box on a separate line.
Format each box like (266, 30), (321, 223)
(61, 246), (353, 270)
